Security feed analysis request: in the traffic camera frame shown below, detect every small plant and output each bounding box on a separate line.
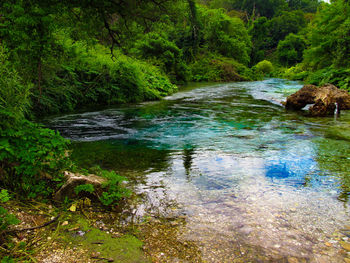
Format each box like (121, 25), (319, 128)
(0, 189), (20, 238)
(0, 189), (10, 202)
(99, 170), (131, 206)
(74, 184), (95, 195)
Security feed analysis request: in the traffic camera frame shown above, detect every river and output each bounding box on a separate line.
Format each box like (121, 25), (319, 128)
(46, 79), (350, 262)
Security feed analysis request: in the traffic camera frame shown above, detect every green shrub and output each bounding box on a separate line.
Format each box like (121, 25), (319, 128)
(254, 60), (274, 76)
(190, 54), (253, 82)
(74, 184), (95, 195)
(33, 40), (176, 115)
(0, 190), (20, 240)
(133, 33), (191, 83)
(306, 67), (350, 91)
(0, 120), (70, 198)
(99, 170), (131, 206)
(283, 64), (309, 80)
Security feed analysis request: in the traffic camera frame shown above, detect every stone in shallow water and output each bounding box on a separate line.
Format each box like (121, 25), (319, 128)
(287, 257), (299, 263)
(340, 241), (350, 251)
(285, 84), (350, 116)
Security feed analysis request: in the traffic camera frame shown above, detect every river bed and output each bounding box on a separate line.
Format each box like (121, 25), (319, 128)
(46, 79), (350, 262)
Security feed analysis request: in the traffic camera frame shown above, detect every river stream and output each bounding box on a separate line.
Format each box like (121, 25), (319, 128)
(46, 79), (350, 262)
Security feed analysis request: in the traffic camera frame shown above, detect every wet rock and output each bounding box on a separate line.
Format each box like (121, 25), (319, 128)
(285, 84), (350, 116)
(324, 242), (332, 247)
(287, 256), (299, 263)
(54, 171), (107, 201)
(340, 241), (350, 251)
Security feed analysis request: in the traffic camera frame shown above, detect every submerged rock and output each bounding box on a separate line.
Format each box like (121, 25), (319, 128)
(285, 84), (350, 116)
(54, 171), (106, 201)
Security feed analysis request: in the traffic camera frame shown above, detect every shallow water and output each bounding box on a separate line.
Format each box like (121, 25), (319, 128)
(46, 79), (350, 262)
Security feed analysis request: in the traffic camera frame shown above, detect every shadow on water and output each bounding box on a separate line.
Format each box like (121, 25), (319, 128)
(71, 139), (172, 181)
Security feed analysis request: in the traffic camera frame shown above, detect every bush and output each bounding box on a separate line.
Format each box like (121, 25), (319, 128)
(133, 33), (191, 83)
(99, 170), (131, 206)
(0, 120), (70, 198)
(33, 40), (177, 115)
(190, 54), (253, 82)
(306, 67), (350, 91)
(254, 60), (274, 76)
(283, 64), (309, 80)
(0, 190), (20, 242)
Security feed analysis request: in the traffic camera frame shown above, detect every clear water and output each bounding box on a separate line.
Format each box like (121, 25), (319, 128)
(46, 79), (350, 262)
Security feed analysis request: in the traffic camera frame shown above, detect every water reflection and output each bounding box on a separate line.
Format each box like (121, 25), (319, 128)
(183, 146), (195, 179)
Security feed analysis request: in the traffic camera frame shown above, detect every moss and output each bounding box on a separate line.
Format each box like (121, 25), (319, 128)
(80, 230), (147, 263)
(60, 215), (150, 263)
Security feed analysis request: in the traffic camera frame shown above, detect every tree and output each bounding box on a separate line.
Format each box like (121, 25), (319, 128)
(0, 0), (61, 101)
(303, 0), (350, 69)
(267, 10), (306, 48)
(199, 6), (252, 65)
(277, 33), (306, 66)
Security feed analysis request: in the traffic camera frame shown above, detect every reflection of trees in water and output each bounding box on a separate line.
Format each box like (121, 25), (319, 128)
(183, 146), (195, 181)
(71, 140), (171, 180)
(313, 136), (350, 203)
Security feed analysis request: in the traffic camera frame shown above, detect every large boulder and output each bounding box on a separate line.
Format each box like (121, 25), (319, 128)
(54, 171), (106, 201)
(285, 84), (350, 116)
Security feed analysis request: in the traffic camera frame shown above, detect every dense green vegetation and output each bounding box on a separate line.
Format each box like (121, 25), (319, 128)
(1, 0), (350, 260)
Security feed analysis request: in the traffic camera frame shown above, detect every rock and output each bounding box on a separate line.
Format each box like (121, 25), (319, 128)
(90, 251), (101, 258)
(340, 241), (350, 251)
(287, 257), (299, 263)
(324, 242), (332, 247)
(285, 84), (350, 116)
(54, 171), (107, 201)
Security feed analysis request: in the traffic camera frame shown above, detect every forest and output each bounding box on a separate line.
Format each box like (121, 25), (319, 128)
(1, 0), (350, 261)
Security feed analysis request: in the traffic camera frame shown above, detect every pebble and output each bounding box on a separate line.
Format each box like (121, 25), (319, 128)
(340, 241), (350, 251)
(77, 231), (85, 237)
(170, 221), (179, 226)
(287, 257), (299, 263)
(90, 252), (101, 258)
(324, 242), (332, 247)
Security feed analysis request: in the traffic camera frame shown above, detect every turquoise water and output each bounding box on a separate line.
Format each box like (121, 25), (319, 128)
(47, 79), (350, 261)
